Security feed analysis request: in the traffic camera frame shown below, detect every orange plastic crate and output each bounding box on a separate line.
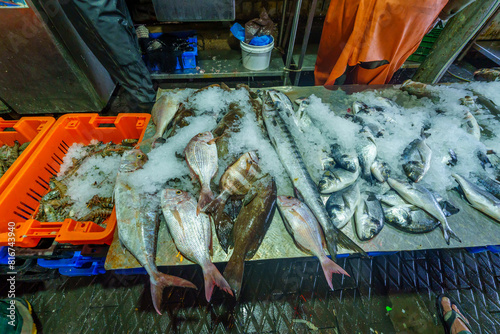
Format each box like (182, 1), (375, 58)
(0, 114), (151, 247)
(0, 117), (55, 195)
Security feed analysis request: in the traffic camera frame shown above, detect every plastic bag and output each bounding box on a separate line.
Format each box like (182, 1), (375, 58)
(230, 23), (245, 42)
(244, 8), (276, 44)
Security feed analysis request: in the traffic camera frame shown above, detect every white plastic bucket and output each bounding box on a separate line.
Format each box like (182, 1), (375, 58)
(240, 37), (274, 71)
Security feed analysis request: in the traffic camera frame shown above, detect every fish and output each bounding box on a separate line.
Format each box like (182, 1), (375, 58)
(318, 166), (359, 194)
(354, 193), (384, 241)
(447, 149), (458, 166)
(474, 173), (500, 199)
(402, 136), (432, 183)
(452, 174), (500, 222)
(331, 143), (359, 172)
(460, 96), (482, 114)
(400, 80), (434, 99)
(381, 190), (459, 217)
(357, 129), (377, 180)
(140, 93), (183, 150)
(387, 178), (461, 244)
(184, 132), (218, 214)
(294, 97), (314, 130)
(115, 149), (196, 314)
(370, 160), (391, 182)
(223, 175), (277, 298)
(161, 188), (233, 301)
(212, 208), (234, 254)
(277, 195), (350, 289)
(473, 68), (500, 82)
(461, 110), (481, 140)
(205, 151), (261, 214)
(348, 114), (384, 137)
(383, 205), (440, 233)
(376, 97), (398, 108)
(262, 90), (365, 257)
(325, 183), (361, 228)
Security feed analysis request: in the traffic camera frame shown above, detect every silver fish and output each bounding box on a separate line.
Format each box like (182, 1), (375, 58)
(262, 91), (364, 257)
(325, 183), (360, 228)
(384, 205), (440, 233)
(318, 166), (359, 194)
(278, 195), (350, 289)
(452, 174), (500, 222)
(474, 173), (500, 199)
(381, 190), (459, 217)
(387, 178), (461, 244)
(331, 143), (359, 172)
(115, 149), (196, 314)
(371, 160), (391, 182)
(293, 97), (314, 130)
(354, 193), (384, 241)
(460, 96), (482, 114)
(184, 131), (218, 214)
(357, 129), (377, 180)
(161, 188), (233, 301)
(462, 110), (481, 140)
(402, 137), (432, 183)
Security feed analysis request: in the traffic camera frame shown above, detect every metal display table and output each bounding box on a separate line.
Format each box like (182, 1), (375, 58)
(105, 85), (500, 270)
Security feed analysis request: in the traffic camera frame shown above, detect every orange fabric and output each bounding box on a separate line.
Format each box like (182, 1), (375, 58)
(315, 0), (448, 86)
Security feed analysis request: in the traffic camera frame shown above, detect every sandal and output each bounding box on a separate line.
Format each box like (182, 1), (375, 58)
(437, 294), (473, 334)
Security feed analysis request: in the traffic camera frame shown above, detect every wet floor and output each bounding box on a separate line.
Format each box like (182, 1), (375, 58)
(1, 248), (499, 333)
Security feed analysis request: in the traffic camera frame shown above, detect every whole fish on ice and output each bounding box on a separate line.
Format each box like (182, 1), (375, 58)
(261, 90), (364, 257)
(325, 183), (360, 229)
(185, 132), (218, 214)
(115, 149), (196, 314)
(402, 135), (432, 183)
(278, 195), (350, 289)
(161, 188), (233, 301)
(354, 193), (384, 241)
(383, 205), (440, 233)
(371, 160), (391, 182)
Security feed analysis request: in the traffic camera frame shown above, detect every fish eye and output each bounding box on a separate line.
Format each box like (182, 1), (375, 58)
(176, 190), (182, 195)
(287, 196), (292, 199)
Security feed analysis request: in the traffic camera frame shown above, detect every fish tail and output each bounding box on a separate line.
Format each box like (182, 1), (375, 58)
(223, 255), (244, 300)
(320, 256), (350, 290)
(443, 223), (461, 244)
(327, 227), (366, 257)
(150, 273), (197, 315)
(197, 186), (215, 215)
(203, 262), (234, 302)
(203, 191), (228, 214)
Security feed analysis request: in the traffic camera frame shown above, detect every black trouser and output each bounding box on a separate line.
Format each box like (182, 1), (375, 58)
(61, 0), (155, 104)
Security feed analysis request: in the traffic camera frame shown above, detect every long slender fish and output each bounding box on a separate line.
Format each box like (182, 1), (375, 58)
(161, 189), (233, 302)
(115, 149), (196, 315)
(387, 178), (461, 244)
(452, 174), (500, 222)
(184, 132), (218, 214)
(262, 90), (364, 257)
(278, 196), (350, 289)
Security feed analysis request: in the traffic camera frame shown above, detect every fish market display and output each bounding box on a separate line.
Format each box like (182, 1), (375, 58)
(261, 90), (364, 257)
(452, 174), (500, 222)
(277, 196), (349, 289)
(35, 140), (137, 223)
(115, 150), (196, 314)
(387, 178), (460, 244)
(325, 183), (360, 229)
(0, 140), (29, 177)
(223, 175), (276, 298)
(354, 193), (384, 241)
(185, 131), (218, 214)
(161, 188), (233, 301)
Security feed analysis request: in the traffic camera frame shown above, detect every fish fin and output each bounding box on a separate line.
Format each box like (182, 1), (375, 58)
(203, 262), (233, 302)
(320, 256), (350, 290)
(197, 186), (215, 216)
(203, 192), (228, 214)
(207, 136), (220, 145)
(242, 188), (258, 207)
(331, 227), (366, 256)
(294, 187), (305, 202)
(150, 272), (197, 315)
(209, 221), (214, 257)
(442, 223), (461, 244)
(223, 255), (244, 300)
(172, 209), (183, 229)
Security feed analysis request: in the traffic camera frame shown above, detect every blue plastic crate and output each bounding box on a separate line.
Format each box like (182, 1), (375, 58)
(0, 247), (9, 265)
(466, 246), (489, 254)
(112, 267), (148, 276)
(487, 245), (500, 253)
(37, 251), (106, 277)
(146, 31), (197, 71)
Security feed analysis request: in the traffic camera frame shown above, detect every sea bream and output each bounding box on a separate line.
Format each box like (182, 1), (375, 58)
(401, 135), (432, 183)
(383, 205), (440, 233)
(325, 183), (361, 229)
(461, 110), (481, 140)
(357, 128), (377, 180)
(184, 132), (218, 214)
(161, 188), (233, 302)
(277, 196), (350, 289)
(452, 174), (500, 222)
(318, 166), (360, 194)
(261, 90), (365, 258)
(354, 193), (384, 241)
(115, 149), (196, 314)
(387, 178), (461, 244)
(371, 160), (391, 182)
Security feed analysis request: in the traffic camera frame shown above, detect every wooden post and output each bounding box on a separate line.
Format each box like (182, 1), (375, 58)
(412, 0), (500, 84)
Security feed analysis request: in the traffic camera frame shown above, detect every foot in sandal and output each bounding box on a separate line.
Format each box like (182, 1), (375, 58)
(437, 295), (473, 334)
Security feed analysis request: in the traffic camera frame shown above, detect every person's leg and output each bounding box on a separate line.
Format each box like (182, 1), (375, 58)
(438, 295), (473, 334)
(62, 0), (155, 105)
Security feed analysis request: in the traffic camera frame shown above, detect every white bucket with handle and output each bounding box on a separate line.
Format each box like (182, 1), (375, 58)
(240, 37), (274, 71)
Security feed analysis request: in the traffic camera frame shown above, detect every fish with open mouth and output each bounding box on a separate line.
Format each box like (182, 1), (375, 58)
(115, 149), (196, 314)
(354, 193), (384, 241)
(161, 188), (233, 302)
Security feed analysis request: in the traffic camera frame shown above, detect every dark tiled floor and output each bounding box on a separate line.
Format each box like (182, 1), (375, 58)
(1, 249), (500, 333)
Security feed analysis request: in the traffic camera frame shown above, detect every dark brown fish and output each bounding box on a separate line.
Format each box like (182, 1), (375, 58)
(474, 68), (500, 82)
(212, 208), (234, 253)
(223, 174), (276, 298)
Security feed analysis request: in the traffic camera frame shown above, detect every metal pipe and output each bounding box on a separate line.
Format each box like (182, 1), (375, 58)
(282, 1), (295, 49)
(294, 0), (318, 86)
(284, 0), (303, 85)
(278, 0), (289, 47)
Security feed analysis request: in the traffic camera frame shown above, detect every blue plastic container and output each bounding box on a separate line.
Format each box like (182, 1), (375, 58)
(37, 251), (106, 277)
(147, 31), (197, 71)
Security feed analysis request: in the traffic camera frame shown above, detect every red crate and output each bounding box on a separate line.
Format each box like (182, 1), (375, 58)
(0, 114), (150, 247)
